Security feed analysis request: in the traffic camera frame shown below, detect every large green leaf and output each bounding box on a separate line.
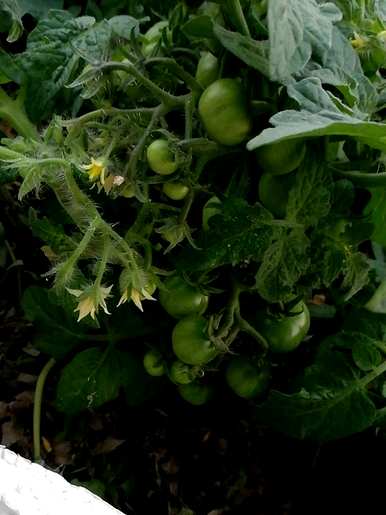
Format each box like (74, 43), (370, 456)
(267, 0), (342, 81)
(21, 286), (87, 358)
(56, 347), (122, 414)
(257, 349), (377, 441)
(176, 198), (274, 272)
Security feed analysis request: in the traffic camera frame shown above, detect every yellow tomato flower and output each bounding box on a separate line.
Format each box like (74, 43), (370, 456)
(82, 158), (107, 184)
(67, 284), (113, 321)
(117, 285), (156, 312)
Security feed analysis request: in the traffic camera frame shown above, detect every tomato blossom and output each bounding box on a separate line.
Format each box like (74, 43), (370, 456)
(67, 284), (113, 321)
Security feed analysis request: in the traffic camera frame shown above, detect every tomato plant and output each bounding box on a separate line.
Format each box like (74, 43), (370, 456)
(5, 0), (386, 447)
(198, 79), (252, 146)
(172, 316), (217, 365)
(226, 356), (270, 399)
(160, 276), (208, 319)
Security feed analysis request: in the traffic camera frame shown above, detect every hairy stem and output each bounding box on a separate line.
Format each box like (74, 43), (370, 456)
(100, 62), (187, 108)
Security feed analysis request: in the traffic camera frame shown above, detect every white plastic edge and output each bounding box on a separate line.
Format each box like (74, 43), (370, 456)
(0, 446), (124, 515)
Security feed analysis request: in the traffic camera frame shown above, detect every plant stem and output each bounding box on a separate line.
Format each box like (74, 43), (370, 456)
(61, 107), (156, 127)
(227, 0), (251, 37)
(146, 57), (203, 93)
(0, 87), (39, 140)
(361, 360), (386, 387)
(236, 314), (269, 351)
(100, 62), (187, 108)
(125, 103), (165, 182)
(33, 358), (56, 462)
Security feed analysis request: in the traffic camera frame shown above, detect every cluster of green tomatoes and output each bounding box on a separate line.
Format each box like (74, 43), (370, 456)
(142, 276), (310, 406)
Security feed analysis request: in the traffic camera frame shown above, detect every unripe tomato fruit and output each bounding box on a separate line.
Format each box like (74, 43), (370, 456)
(258, 171), (296, 218)
(169, 360), (197, 384)
(143, 349), (165, 376)
(225, 356), (270, 399)
(172, 316), (217, 365)
(196, 51), (219, 88)
(256, 301), (310, 353)
(256, 139), (306, 175)
(160, 276), (208, 319)
(198, 78), (252, 146)
(202, 195), (222, 230)
(178, 382), (213, 405)
(163, 182), (189, 201)
(147, 139), (178, 175)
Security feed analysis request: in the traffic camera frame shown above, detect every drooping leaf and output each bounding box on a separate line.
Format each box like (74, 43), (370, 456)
(257, 349), (377, 441)
(247, 79), (386, 152)
(21, 286), (86, 358)
(213, 24), (269, 77)
(56, 347), (123, 414)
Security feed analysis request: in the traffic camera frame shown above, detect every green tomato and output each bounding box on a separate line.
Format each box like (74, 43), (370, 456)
(162, 225), (185, 246)
(178, 382), (213, 405)
(172, 316), (217, 365)
(160, 276), (208, 319)
(163, 182), (189, 201)
(360, 47), (386, 74)
(226, 356), (270, 399)
(142, 21), (169, 57)
(196, 51), (219, 88)
(202, 195), (222, 230)
(147, 139), (178, 175)
(169, 360), (197, 385)
(143, 349), (165, 377)
(256, 301), (310, 353)
(198, 78), (252, 146)
(258, 171), (296, 218)
(256, 139), (306, 175)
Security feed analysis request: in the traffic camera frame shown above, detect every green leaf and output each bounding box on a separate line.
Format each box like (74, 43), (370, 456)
(0, 10), (95, 121)
(175, 198), (274, 272)
(21, 286), (86, 358)
(341, 251), (370, 301)
(257, 349), (377, 441)
(286, 153), (331, 227)
(71, 19), (112, 64)
(352, 339), (382, 372)
(56, 347), (122, 414)
(212, 24), (269, 77)
(364, 188), (386, 247)
(29, 214), (76, 254)
(247, 80), (386, 152)
(182, 15), (214, 39)
(256, 229), (310, 303)
(267, 0), (342, 81)
(108, 15), (140, 40)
